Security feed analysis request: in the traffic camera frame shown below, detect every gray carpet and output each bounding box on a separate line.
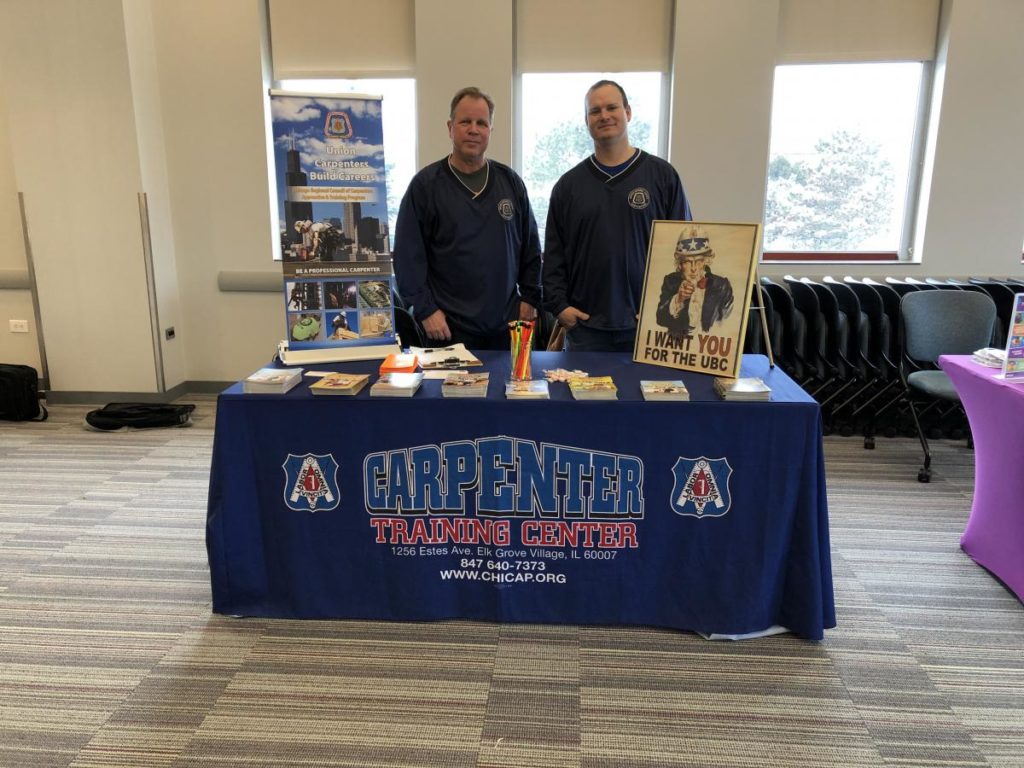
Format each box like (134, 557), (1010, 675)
(0, 399), (1021, 767)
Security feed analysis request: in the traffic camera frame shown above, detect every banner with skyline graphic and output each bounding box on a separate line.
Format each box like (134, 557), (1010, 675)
(270, 91), (399, 360)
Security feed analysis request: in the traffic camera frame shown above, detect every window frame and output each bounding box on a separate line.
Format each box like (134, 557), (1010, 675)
(515, 70), (668, 242)
(761, 61), (934, 265)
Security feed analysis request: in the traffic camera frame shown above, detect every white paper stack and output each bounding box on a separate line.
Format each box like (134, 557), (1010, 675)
(370, 372), (424, 397)
(505, 379), (549, 399)
(714, 376), (771, 401)
(243, 367), (304, 394)
(972, 347), (1007, 368)
(640, 380), (690, 401)
(568, 376), (618, 400)
(442, 371), (489, 398)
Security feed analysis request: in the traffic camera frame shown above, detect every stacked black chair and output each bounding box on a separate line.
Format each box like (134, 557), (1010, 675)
(822, 277), (882, 436)
(783, 276), (855, 420)
(968, 279), (1016, 346)
(924, 277), (963, 290)
(742, 292), (764, 354)
(899, 290), (996, 482)
(797, 277), (859, 426)
(989, 277), (1024, 288)
(759, 284), (780, 361)
(392, 305), (425, 348)
(854, 278), (911, 437)
(536, 309), (561, 350)
(391, 289), (425, 348)
(742, 282), (776, 356)
(884, 276), (923, 297)
(760, 277), (807, 383)
(842, 277), (902, 447)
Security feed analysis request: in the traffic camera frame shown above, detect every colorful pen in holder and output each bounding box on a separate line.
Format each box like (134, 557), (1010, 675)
(508, 320), (535, 381)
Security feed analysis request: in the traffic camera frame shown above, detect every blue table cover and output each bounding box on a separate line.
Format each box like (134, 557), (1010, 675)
(206, 352), (835, 640)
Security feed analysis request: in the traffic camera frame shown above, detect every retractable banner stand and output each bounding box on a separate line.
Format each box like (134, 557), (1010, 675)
(270, 91), (400, 364)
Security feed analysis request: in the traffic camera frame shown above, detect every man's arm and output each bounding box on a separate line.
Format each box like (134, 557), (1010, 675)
(542, 184), (582, 322)
(516, 182), (543, 316)
(664, 163), (693, 222)
(393, 186), (440, 323)
(542, 189), (590, 329)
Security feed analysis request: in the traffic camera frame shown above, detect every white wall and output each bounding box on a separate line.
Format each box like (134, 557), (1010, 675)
(0, 54), (41, 373)
(0, 0), (1021, 390)
(413, 0), (515, 167)
(148, 0), (280, 381)
(910, 0), (1024, 276)
(0, 0), (158, 392)
(122, 0), (185, 389)
(671, 0), (779, 223)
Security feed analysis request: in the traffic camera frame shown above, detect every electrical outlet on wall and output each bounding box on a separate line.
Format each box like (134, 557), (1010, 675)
(9, 319), (29, 333)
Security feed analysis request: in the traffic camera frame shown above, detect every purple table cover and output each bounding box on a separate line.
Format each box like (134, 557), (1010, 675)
(940, 355), (1024, 601)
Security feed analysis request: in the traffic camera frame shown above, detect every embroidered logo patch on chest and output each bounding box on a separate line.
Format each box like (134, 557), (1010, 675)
(497, 199), (515, 220)
(627, 187), (651, 210)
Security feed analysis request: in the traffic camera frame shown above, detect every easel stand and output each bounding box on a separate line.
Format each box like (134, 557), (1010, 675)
(752, 272), (775, 368)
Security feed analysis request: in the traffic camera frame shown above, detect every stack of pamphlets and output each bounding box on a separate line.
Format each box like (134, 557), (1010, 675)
(379, 353), (419, 374)
(410, 344), (482, 369)
(568, 375), (618, 400)
(370, 372), (424, 397)
(243, 366), (303, 394)
(714, 376), (771, 401)
(441, 371), (489, 398)
(972, 347), (1007, 368)
(505, 379), (549, 399)
(309, 372), (370, 396)
(640, 380), (690, 401)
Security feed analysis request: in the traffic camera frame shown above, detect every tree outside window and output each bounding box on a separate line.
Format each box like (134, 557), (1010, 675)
(763, 63), (924, 258)
(521, 72), (663, 242)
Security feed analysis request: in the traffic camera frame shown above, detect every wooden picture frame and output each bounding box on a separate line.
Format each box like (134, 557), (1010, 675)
(634, 221), (761, 377)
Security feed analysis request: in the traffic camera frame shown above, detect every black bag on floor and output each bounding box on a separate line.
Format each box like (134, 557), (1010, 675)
(0, 363), (47, 421)
(85, 402), (195, 431)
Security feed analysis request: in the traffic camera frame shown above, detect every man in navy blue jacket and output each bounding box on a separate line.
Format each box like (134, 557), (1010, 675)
(394, 87), (542, 349)
(543, 80), (692, 352)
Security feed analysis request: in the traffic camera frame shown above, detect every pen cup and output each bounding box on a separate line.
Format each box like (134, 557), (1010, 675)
(509, 320), (534, 381)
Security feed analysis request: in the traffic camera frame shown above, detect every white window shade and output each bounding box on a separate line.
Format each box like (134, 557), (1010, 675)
(778, 0), (940, 64)
(269, 0), (415, 79)
(517, 0), (671, 72)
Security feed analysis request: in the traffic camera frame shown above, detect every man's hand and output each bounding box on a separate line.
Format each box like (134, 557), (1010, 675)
(422, 309), (452, 343)
(557, 306), (590, 330)
(518, 302), (538, 321)
(677, 280), (696, 301)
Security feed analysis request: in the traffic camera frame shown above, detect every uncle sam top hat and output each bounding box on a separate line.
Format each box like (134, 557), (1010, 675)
(674, 225), (714, 260)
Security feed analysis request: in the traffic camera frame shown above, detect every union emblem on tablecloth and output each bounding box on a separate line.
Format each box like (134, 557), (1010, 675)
(282, 453), (340, 512)
(670, 456), (732, 518)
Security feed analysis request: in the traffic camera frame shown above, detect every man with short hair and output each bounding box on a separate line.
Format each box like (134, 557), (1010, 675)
(394, 86), (542, 349)
(656, 226), (734, 336)
(543, 79), (692, 352)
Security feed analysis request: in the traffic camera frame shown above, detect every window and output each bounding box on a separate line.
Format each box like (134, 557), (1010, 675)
(278, 78), (416, 241)
(520, 72), (664, 242)
(763, 63), (926, 261)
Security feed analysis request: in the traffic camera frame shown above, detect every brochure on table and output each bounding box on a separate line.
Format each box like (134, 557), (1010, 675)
(271, 90), (400, 364)
(1002, 293), (1024, 380)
